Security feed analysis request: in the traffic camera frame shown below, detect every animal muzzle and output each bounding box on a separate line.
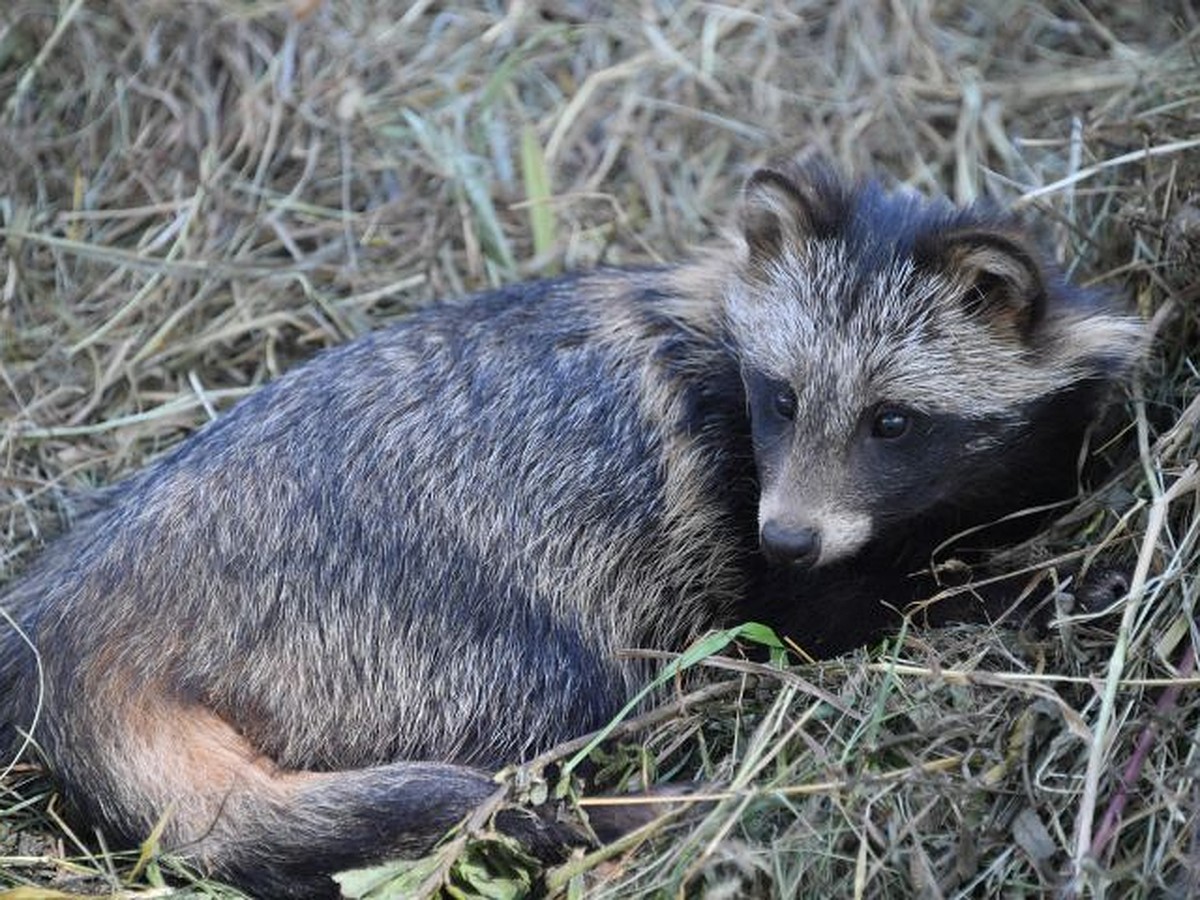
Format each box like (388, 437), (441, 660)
(759, 520), (822, 569)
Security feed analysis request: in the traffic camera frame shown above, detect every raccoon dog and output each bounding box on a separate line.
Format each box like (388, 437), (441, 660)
(0, 164), (1142, 896)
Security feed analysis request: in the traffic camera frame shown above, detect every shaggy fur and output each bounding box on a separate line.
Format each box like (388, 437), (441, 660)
(0, 165), (1142, 897)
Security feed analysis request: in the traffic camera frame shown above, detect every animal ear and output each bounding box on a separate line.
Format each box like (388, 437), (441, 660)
(739, 167), (826, 264)
(927, 230), (1047, 336)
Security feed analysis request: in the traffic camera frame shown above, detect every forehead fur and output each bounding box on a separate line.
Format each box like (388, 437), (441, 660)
(724, 173), (1144, 426)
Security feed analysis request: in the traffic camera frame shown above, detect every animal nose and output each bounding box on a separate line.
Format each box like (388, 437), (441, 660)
(760, 521), (821, 569)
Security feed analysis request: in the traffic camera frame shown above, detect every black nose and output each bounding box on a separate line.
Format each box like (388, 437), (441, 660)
(760, 521), (821, 569)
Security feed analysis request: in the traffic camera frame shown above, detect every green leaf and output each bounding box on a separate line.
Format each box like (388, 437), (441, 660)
(520, 125), (555, 262)
(334, 855), (443, 899)
(451, 837), (537, 899)
(336, 835), (540, 900)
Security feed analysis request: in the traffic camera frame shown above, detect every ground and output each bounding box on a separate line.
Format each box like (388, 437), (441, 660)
(1, 2), (1199, 897)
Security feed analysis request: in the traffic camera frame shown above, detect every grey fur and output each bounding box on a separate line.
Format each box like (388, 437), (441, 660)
(0, 165), (1143, 897)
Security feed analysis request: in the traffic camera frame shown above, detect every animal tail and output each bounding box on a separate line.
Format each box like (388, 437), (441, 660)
(55, 696), (576, 899)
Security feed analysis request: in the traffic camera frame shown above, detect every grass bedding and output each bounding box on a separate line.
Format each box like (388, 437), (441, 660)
(1, 1), (1198, 897)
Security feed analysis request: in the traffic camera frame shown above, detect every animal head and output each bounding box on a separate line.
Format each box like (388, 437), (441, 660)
(723, 163), (1146, 570)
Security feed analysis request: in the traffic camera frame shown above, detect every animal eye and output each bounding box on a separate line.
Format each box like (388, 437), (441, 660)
(872, 408), (910, 439)
(772, 387), (797, 420)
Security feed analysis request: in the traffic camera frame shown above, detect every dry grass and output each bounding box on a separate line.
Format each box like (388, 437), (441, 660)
(2, 0), (1199, 897)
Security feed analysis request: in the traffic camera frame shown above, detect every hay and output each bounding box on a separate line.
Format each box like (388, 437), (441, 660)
(1, 0), (1198, 896)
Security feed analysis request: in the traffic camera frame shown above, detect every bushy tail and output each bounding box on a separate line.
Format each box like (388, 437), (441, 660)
(59, 696), (575, 898)
(212, 762), (563, 898)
